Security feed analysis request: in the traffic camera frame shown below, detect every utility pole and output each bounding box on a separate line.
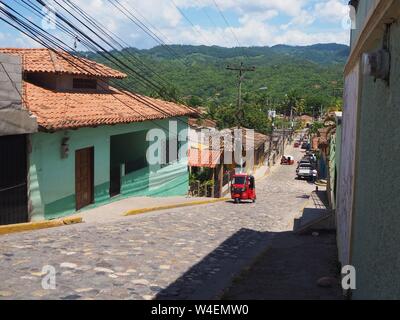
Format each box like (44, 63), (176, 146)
(227, 62), (256, 127)
(290, 105), (294, 130)
(320, 104), (323, 121)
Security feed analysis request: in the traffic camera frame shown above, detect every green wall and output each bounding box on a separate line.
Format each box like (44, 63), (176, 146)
(29, 118), (189, 221)
(350, 21), (400, 299)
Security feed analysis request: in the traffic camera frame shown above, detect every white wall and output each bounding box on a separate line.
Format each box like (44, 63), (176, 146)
(336, 62), (360, 267)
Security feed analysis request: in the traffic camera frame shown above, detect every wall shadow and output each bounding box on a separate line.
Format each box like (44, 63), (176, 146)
(154, 226), (341, 300)
(155, 228), (275, 300)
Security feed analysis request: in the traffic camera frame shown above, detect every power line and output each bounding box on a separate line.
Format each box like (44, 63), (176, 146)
(37, 0), (166, 93)
(119, 0), (176, 47)
(169, 0), (212, 46)
(62, 0), (172, 86)
(4, 1), (169, 100)
(211, 0), (242, 49)
(0, 8), (163, 118)
(21, 0), (171, 96)
(194, 0), (230, 47)
(0, 4), (201, 145)
(15, 0), (194, 123)
(107, 0), (188, 66)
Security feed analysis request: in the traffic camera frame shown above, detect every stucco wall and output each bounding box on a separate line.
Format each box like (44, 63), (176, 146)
(336, 62), (360, 267)
(350, 21), (400, 299)
(29, 118), (189, 221)
(0, 53), (37, 136)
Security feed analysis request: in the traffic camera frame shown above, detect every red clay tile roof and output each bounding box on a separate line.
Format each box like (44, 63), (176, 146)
(188, 148), (222, 168)
(0, 48), (126, 79)
(24, 82), (197, 131)
(188, 118), (217, 128)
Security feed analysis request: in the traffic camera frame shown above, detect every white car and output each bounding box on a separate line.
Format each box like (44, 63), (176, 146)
(297, 164), (317, 180)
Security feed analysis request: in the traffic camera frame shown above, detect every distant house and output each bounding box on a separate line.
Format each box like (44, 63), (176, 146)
(299, 115), (314, 127)
(187, 124), (269, 197)
(327, 112), (342, 209)
(316, 127), (331, 179)
(0, 48), (196, 225)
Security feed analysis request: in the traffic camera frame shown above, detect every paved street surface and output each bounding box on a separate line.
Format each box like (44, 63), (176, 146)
(0, 143), (315, 300)
(223, 188), (343, 300)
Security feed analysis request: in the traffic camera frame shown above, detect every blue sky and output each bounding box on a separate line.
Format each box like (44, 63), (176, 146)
(0, 0), (351, 49)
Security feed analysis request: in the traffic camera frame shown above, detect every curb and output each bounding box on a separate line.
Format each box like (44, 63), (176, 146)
(0, 216), (83, 236)
(123, 198), (230, 217)
(315, 182), (328, 187)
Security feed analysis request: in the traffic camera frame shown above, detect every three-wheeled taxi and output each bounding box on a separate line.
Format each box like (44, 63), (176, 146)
(231, 174), (256, 204)
(281, 155), (295, 165)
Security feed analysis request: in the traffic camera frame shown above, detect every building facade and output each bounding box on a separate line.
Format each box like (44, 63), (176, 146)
(0, 49), (195, 224)
(338, 0), (400, 299)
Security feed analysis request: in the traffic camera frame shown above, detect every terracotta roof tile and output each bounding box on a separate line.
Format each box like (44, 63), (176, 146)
(0, 48), (126, 79)
(24, 82), (197, 131)
(188, 149), (222, 168)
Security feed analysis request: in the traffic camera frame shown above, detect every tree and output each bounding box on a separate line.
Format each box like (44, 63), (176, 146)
(309, 121), (324, 135)
(185, 95), (203, 107)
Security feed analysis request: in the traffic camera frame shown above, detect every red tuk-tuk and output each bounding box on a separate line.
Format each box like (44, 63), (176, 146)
(231, 174), (256, 204)
(281, 155), (295, 165)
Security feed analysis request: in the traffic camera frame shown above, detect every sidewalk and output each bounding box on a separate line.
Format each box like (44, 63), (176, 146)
(76, 196), (221, 224)
(293, 186), (335, 234)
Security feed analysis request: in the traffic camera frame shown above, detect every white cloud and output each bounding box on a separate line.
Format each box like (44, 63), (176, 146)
(0, 0), (351, 49)
(273, 29), (350, 46)
(314, 0), (349, 22)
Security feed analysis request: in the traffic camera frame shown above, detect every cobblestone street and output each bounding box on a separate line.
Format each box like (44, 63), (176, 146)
(0, 145), (315, 300)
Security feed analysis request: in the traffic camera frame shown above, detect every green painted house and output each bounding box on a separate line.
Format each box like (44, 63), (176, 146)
(327, 112), (342, 210)
(0, 48), (196, 224)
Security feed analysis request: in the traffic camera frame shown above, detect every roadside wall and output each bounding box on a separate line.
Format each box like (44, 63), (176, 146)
(336, 62), (359, 268)
(350, 20), (400, 299)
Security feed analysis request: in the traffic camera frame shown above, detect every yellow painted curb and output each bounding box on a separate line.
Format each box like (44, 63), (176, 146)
(123, 198), (230, 217)
(0, 216), (83, 236)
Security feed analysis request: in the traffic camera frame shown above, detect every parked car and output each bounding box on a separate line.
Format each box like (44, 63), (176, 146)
(303, 153), (317, 164)
(294, 141), (300, 148)
(297, 164), (317, 180)
(297, 159), (314, 170)
(301, 142), (308, 149)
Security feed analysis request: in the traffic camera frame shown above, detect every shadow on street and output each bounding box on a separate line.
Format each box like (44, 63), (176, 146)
(155, 226), (342, 300)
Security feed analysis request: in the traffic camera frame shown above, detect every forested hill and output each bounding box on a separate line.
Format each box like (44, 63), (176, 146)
(86, 43), (349, 109)
(142, 43), (349, 65)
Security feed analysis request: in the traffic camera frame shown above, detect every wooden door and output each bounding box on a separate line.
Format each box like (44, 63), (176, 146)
(109, 165), (121, 197)
(0, 135), (28, 225)
(75, 147), (94, 211)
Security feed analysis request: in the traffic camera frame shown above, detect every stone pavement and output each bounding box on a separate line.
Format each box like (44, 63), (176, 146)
(0, 142), (316, 300)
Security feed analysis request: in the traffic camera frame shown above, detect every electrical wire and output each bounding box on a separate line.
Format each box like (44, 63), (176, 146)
(0, 4), (203, 144)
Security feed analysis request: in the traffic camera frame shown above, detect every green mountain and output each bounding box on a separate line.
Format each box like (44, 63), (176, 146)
(86, 43), (348, 110)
